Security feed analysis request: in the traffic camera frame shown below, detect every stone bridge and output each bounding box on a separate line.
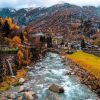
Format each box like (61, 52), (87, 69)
(42, 48), (60, 55)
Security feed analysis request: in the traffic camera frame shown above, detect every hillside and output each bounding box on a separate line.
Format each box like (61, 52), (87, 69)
(0, 3), (100, 26)
(26, 3), (100, 38)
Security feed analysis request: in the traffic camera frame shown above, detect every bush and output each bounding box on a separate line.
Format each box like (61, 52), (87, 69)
(95, 38), (100, 47)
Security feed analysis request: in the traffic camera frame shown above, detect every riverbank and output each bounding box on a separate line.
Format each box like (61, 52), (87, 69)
(65, 51), (100, 97)
(0, 52), (99, 100)
(0, 49), (45, 92)
(67, 51), (100, 79)
(0, 68), (28, 92)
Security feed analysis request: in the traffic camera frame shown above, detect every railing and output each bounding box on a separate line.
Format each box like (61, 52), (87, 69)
(0, 45), (18, 55)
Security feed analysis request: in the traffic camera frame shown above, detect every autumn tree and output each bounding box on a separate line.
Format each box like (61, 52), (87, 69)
(0, 17), (3, 29)
(17, 46), (24, 67)
(23, 32), (28, 43)
(95, 38), (100, 47)
(11, 35), (21, 47)
(20, 32), (24, 43)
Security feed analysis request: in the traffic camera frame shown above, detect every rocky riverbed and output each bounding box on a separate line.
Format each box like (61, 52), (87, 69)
(0, 52), (100, 100)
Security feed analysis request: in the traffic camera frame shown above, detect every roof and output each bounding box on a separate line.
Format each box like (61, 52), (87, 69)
(53, 36), (63, 39)
(31, 33), (44, 37)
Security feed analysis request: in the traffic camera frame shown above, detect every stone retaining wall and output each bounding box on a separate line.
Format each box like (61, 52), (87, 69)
(0, 54), (18, 82)
(84, 50), (100, 57)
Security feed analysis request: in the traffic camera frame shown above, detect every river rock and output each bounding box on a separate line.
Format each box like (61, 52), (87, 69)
(65, 71), (71, 75)
(18, 96), (23, 100)
(18, 86), (25, 92)
(26, 66), (32, 70)
(49, 84), (64, 93)
(19, 78), (25, 84)
(71, 71), (76, 75)
(7, 93), (16, 99)
(24, 91), (37, 100)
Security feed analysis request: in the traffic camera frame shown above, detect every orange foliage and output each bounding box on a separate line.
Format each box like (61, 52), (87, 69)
(12, 36), (21, 47)
(1, 17), (20, 30)
(0, 17), (31, 66)
(0, 17), (4, 25)
(17, 50), (24, 60)
(11, 24), (19, 30)
(23, 36), (28, 43)
(17, 48), (31, 66)
(5, 17), (12, 27)
(23, 32), (28, 43)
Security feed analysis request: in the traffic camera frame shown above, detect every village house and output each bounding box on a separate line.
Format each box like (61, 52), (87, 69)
(52, 35), (63, 48)
(28, 32), (45, 47)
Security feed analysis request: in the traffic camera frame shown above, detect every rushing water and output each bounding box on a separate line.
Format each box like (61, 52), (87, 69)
(27, 53), (98, 100)
(0, 53), (99, 100)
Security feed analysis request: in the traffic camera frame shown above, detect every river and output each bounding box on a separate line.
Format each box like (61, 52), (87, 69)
(0, 52), (99, 100)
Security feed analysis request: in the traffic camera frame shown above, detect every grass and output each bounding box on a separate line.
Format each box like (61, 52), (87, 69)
(67, 51), (100, 79)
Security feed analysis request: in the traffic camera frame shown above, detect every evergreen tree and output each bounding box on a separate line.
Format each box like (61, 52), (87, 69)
(20, 32), (24, 43)
(46, 36), (52, 48)
(81, 39), (86, 49)
(2, 20), (11, 37)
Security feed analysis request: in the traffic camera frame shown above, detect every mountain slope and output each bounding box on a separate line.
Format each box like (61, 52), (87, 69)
(0, 3), (100, 36)
(27, 3), (100, 37)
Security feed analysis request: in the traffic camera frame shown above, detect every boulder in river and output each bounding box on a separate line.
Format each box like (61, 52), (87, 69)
(24, 91), (37, 100)
(18, 86), (25, 92)
(49, 84), (64, 93)
(7, 93), (16, 99)
(19, 78), (25, 84)
(17, 96), (23, 100)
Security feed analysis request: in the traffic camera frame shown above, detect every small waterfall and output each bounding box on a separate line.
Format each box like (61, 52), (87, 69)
(6, 59), (15, 77)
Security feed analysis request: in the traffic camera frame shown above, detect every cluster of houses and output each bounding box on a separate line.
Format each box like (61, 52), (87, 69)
(28, 32), (100, 51)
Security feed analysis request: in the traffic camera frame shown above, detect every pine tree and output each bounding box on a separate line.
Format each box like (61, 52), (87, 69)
(2, 20), (11, 37)
(81, 39), (86, 49)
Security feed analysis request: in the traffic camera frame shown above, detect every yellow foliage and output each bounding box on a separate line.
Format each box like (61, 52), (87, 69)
(23, 32), (27, 35)
(17, 50), (24, 60)
(12, 36), (21, 47)
(5, 17), (12, 28)
(4, 76), (19, 85)
(0, 82), (10, 92)
(67, 51), (100, 79)
(23, 32), (28, 43)
(0, 69), (28, 92)
(11, 24), (19, 30)
(4, 17), (19, 30)
(0, 17), (4, 25)
(0, 16), (19, 31)
(16, 25), (20, 30)
(16, 68), (28, 78)
(23, 35), (28, 43)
